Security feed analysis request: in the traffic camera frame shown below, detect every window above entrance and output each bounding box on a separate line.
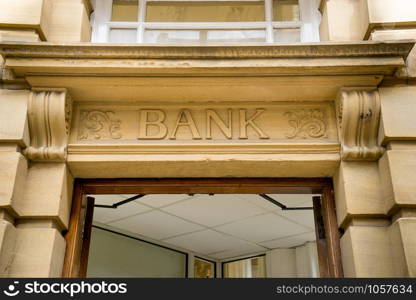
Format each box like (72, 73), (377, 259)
(90, 0), (321, 44)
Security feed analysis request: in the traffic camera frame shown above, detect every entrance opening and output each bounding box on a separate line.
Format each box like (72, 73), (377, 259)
(63, 179), (342, 278)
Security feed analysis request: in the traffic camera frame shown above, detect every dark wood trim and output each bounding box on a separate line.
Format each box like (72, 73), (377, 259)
(79, 197), (95, 277)
(321, 185), (344, 278)
(62, 178), (343, 278)
(62, 181), (87, 277)
(312, 196), (330, 278)
(78, 178), (330, 195)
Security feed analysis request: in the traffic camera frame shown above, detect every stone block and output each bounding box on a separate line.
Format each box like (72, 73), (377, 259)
(0, 0), (52, 41)
(389, 218), (416, 277)
(0, 152), (27, 213)
(334, 161), (385, 227)
(47, 0), (91, 42)
(0, 89), (30, 147)
(8, 228), (66, 277)
(379, 87), (416, 145)
(340, 226), (397, 277)
(16, 163), (73, 230)
(0, 220), (16, 277)
(319, 0), (369, 41)
(320, 0), (416, 41)
(379, 150), (416, 213)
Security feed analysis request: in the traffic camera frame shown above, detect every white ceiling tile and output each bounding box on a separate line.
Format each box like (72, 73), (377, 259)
(136, 194), (192, 208)
(91, 194), (126, 206)
(259, 231), (316, 249)
(93, 202), (152, 224)
(109, 211), (204, 240)
(161, 194), (266, 227)
(164, 230), (248, 254)
(209, 243), (267, 260)
(274, 210), (315, 229)
(215, 213), (308, 243)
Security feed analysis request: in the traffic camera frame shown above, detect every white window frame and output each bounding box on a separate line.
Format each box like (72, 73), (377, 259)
(90, 0), (320, 44)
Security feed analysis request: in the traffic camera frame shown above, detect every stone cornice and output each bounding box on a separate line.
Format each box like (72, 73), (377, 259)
(0, 40), (414, 59)
(1, 41), (414, 102)
(68, 143), (340, 155)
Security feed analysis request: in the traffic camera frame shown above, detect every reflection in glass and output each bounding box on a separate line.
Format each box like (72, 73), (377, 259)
(109, 28), (137, 43)
(273, 28), (301, 43)
(146, 1), (265, 22)
(223, 256), (266, 278)
(273, 0), (300, 22)
(111, 0), (139, 22)
(144, 30), (266, 44)
(194, 258), (215, 278)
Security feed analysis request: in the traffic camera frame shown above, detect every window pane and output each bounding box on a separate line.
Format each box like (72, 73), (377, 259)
(146, 1), (265, 22)
(194, 258), (215, 278)
(273, 0), (300, 22)
(223, 256), (266, 278)
(112, 0), (139, 22)
(207, 30), (266, 43)
(144, 29), (266, 44)
(273, 28), (300, 42)
(109, 28), (137, 43)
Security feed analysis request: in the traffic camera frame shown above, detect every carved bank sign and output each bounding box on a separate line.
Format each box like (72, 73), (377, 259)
(71, 102), (337, 143)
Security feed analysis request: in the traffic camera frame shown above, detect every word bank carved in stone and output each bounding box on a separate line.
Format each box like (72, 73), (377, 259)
(75, 104), (335, 142)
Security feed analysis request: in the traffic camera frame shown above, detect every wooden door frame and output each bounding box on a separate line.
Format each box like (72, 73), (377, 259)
(62, 178), (343, 278)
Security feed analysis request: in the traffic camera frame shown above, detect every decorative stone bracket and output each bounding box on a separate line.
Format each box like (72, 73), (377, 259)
(24, 89), (72, 162)
(336, 88), (384, 161)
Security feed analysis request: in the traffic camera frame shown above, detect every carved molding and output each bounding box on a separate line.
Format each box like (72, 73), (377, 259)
(78, 111), (122, 140)
(336, 88), (384, 161)
(25, 89), (72, 162)
(0, 41), (413, 59)
(285, 109), (327, 139)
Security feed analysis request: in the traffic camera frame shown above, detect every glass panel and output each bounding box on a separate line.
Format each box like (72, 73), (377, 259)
(87, 228), (187, 277)
(146, 1), (265, 22)
(223, 256), (266, 278)
(207, 30), (266, 43)
(112, 0), (139, 22)
(144, 29), (266, 44)
(273, 0), (300, 22)
(194, 258), (215, 278)
(109, 28), (137, 43)
(273, 28), (300, 42)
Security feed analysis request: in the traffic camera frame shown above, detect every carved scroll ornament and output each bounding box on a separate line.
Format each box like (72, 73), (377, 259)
(336, 89), (384, 161)
(285, 109), (327, 139)
(78, 111), (122, 140)
(25, 89), (72, 162)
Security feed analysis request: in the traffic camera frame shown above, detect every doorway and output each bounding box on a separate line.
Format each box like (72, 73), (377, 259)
(62, 178), (343, 278)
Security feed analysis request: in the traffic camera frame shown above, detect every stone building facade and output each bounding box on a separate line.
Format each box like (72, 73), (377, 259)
(0, 0), (415, 277)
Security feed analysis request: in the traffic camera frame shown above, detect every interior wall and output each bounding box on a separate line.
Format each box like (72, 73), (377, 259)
(88, 226), (319, 278)
(267, 242), (319, 278)
(87, 228), (187, 278)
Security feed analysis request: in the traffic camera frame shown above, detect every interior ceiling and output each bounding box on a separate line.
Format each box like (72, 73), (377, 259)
(92, 193), (317, 260)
